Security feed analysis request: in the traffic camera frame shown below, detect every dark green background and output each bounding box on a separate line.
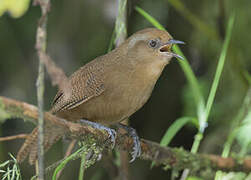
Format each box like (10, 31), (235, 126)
(0, 0), (250, 179)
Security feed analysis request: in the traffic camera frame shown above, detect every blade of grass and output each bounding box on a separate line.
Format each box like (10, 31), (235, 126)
(0, 161), (11, 168)
(190, 13), (235, 155)
(205, 14), (235, 121)
(183, 14), (235, 180)
(151, 117), (197, 168)
(78, 152), (86, 180)
(0, 154), (22, 180)
(52, 148), (83, 180)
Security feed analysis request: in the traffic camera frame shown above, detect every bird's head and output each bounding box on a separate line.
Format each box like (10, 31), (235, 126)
(126, 28), (184, 65)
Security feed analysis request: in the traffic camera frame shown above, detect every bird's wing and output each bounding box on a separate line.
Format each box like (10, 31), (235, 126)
(51, 61), (105, 113)
(17, 63), (105, 164)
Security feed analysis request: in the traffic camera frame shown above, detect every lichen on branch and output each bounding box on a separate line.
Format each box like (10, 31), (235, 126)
(0, 96), (251, 178)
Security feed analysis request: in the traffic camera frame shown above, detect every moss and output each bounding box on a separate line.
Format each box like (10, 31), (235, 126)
(78, 135), (105, 169)
(0, 98), (36, 124)
(163, 148), (215, 179)
(0, 98), (11, 123)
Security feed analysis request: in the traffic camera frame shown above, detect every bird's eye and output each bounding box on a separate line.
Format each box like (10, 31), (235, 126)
(149, 39), (158, 48)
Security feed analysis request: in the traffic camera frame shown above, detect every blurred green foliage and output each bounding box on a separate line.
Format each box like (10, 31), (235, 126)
(0, 154), (22, 180)
(0, 0), (251, 179)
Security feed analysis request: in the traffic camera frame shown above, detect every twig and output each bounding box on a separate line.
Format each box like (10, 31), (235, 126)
(0, 96), (251, 177)
(64, 140), (77, 160)
(34, 0), (51, 179)
(0, 134), (28, 141)
(36, 47), (45, 180)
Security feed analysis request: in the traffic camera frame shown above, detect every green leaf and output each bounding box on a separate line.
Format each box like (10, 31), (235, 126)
(236, 111), (251, 150)
(191, 14), (235, 156)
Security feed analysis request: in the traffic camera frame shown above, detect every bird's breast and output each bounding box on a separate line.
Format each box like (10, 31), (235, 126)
(98, 60), (166, 123)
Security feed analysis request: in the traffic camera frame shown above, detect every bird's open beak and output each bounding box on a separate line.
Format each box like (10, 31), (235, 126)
(159, 39), (185, 60)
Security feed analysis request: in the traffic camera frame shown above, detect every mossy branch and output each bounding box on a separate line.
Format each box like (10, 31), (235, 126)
(0, 96), (251, 178)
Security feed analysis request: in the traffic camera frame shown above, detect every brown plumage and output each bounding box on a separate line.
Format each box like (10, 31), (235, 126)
(17, 28), (184, 164)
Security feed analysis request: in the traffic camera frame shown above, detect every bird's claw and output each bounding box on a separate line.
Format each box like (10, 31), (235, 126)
(105, 127), (116, 148)
(80, 119), (116, 148)
(117, 123), (141, 163)
(129, 131), (141, 162)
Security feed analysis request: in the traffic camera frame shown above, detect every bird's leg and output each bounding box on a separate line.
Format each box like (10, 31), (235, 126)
(116, 123), (141, 162)
(79, 119), (116, 148)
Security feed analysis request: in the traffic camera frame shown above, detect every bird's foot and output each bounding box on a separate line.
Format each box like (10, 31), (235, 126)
(80, 119), (116, 148)
(117, 123), (141, 162)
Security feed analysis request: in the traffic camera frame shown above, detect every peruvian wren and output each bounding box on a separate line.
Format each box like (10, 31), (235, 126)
(17, 28), (184, 164)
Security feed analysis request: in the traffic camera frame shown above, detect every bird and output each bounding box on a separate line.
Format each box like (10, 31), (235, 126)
(17, 28), (184, 165)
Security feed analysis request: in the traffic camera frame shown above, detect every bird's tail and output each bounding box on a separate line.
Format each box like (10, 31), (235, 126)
(17, 125), (65, 165)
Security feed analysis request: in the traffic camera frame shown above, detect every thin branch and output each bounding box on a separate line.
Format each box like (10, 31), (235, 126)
(36, 45), (45, 180)
(36, 17), (45, 180)
(33, 0), (71, 177)
(114, 0), (129, 179)
(34, 0), (51, 179)
(0, 134), (28, 141)
(0, 96), (251, 177)
(64, 140), (77, 160)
